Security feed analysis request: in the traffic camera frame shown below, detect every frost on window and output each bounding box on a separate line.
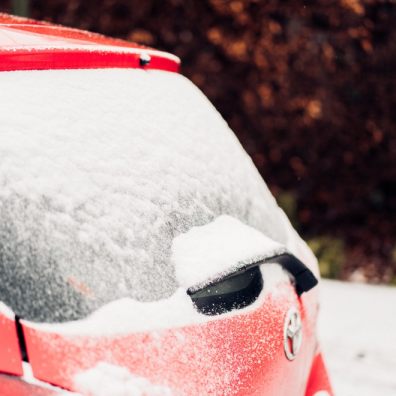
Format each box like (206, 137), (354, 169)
(0, 69), (300, 323)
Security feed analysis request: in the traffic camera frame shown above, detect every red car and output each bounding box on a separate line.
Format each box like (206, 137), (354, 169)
(0, 13), (333, 396)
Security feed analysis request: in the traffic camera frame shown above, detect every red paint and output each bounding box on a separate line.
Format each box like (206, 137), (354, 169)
(0, 13), (331, 394)
(0, 374), (60, 396)
(305, 352), (334, 396)
(0, 13), (180, 72)
(22, 283), (317, 396)
(0, 309), (23, 376)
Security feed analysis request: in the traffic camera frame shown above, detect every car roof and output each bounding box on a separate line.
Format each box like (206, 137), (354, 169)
(0, 13), (180, 72)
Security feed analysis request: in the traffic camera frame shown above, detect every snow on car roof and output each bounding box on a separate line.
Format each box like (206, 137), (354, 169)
(0, 68), (305, 323)
(0, 13), (180, 72)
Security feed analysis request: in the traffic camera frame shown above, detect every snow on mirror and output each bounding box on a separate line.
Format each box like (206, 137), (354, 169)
(172, 215), (284, 316)
(0, 68), (313, 324)
(24, 215), (294, 334)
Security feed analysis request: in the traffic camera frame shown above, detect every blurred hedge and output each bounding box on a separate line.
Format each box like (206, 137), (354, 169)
(1, 0), (395, 282)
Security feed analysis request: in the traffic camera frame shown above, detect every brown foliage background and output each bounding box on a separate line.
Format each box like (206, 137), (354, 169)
(1, 0), (395, 282)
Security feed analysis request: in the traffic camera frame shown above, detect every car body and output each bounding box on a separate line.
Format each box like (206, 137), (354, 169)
(0, 13), (333, 396)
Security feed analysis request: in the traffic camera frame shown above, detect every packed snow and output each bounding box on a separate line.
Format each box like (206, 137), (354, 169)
(14, 279), (395, 396)
(318, 279), (396, 396)
(24, 262), (289, 335)
(0, 25), (180, 63)
(66, 279), (396, 396)
(0, 68), (302, 323)
(172, 215), (286, 288)
(74, 362), (173, 396)
(1, 64), (392, 396)
(0, 301), (14, 319)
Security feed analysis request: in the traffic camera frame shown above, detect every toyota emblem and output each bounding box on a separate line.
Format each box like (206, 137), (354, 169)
(283, 307), (303, 360)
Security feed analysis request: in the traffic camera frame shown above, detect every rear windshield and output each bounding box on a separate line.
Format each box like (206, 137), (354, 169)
(0, 69), (288, 323)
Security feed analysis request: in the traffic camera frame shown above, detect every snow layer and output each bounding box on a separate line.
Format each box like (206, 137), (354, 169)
(13, 280), (396, 395)
(24, 263), (289, 335)
(172, 215), (285, 288)
(319, 280), (396, 396)
(0, 26), (179, 63)
(0, 301), (15, 319)
(0, 68), (303, 323)
(74, 362), (173, 396)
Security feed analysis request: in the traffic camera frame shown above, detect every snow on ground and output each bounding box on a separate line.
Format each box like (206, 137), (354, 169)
(318, 279), (396, 396)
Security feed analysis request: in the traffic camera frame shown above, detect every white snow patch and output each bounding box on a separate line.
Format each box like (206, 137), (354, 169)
(0, 26), (180, 63)
(319, 280), (396, 396)
(23, 263), (289, 335)
(172, 215), (286, 288)
(0, 68), (304, 322)
(26, 287), (205, 335)
(0, 301), (15, 320)
(74, 362), (173, 396)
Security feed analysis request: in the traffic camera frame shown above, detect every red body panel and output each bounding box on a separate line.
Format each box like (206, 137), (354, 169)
(21, 283), (318, 396)
(0, 310), (23, 376)
(0, 13), (333, 396)
(305, 352), (334, 396)
(0, 374), (60, 396)
(0, 14), (180, 72)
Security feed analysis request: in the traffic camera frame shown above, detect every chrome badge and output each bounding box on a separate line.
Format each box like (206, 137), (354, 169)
(284, 307), (303, 360)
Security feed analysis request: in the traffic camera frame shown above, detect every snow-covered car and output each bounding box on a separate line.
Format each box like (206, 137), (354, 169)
(0, 13), (333, 396)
